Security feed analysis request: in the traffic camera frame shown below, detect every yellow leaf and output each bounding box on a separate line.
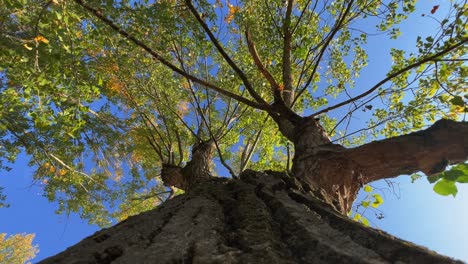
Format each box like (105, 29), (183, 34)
(23, 44), (33, 50)
(353, 213), (362, 221)
(225, 4), (240, 23)
(177, 101), (189, 116)
(0, 233), (38, 263)
(34, 35), (49, 44)
(363, 185), (372, 192)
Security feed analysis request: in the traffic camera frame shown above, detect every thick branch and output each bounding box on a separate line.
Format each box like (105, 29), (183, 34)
(346, 119), (468, 183)
(161, 164), (186, 190)
(291, 119), (467, 213)
(282, 0), (294, 107)
(245, 29), (282, 101)
(161, 140), (215, 190)
(73, 0), (272, 112)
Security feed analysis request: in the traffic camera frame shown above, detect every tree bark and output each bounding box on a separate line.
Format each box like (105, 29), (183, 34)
(290, 119), (468, 214)
(161, 140), (215, 190)
(39, 170), (461, 264)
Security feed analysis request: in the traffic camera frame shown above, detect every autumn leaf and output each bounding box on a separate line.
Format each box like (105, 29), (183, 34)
(0, 233), (39, 263)
(431, 5), (440, 14)
(107, 76), (126, 96)
(226, 4), (240, 23)
(34, 35), (49, 44)
(181, 81), (191, 90)
(23, 44), (33, 50)
(177, 101), (190, 116)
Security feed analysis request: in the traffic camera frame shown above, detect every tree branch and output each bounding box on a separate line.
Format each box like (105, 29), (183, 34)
(345, 119), (468, 183)
(245, 28), (281, 101)
(293, 0), (355, 107)
(311, 37), (468, 117)
(73, 0), (272, 112)
(183, 0), (268, 106)
(282, 0), (295, 106)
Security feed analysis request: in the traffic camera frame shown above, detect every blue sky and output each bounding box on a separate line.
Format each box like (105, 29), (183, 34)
(1, 0), (467, 262)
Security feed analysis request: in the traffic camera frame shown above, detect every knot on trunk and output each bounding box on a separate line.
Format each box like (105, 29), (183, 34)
(161, 140), (215, 191)
(161, 164), (185, 189)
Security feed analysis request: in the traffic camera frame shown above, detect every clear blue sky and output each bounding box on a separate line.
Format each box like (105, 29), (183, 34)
(1, 0), (467, 262)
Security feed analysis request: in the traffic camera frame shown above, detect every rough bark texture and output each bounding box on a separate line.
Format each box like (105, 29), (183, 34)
(39, 170), (461, 264)
(291, 119), (468, 214)
(345, 119), (468, 182)
(161, 140), (215, 190)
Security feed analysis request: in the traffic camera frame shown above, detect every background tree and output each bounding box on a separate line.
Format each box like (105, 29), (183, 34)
(0, 0), (467, 262)
(0, 232), (39, 264)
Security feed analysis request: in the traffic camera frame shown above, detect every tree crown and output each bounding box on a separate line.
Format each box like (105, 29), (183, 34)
(0, 0), (466, 225)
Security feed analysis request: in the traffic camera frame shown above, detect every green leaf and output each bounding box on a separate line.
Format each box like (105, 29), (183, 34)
(371, 194), (383, 208)
(363, 185), (373, 192)
(428, 174), (442, 183)
(433, 179), (458, 197)
(450, 96), (465, 107)
(361, 200), (370, 208)
(451, 164), (468, 183)
(360, 217), (370, 227)
(457, 175), (468, 183)
(452, 163), (468, 173)
(410, 173), (422, 183)
(433, 163), (468, 182)
(353, 213), (362, 221)
(442, 169), (464, 181)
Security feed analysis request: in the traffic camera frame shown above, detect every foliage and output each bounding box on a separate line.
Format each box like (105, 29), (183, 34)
(429, 163), (468, 197)
(0, 0), (466, 226)
(0, 232), (39, 264)
(349, 184), (384, 226)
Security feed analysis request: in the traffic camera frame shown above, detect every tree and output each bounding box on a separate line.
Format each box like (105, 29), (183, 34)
(1, 0), (467, 262)
(0, 232), (39, 264)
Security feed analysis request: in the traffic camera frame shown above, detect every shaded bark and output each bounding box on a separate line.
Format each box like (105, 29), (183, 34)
(39, 171), (461, 264)
(161, 140), (215, 190)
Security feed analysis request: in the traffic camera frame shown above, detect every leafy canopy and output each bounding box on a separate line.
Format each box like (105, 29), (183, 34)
(0, 0), (466, 225)
(0, 232), (39, 264)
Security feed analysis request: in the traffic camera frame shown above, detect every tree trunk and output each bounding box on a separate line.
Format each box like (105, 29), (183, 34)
(39, 170), (461, 264)
(161, 140), (215, 190)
